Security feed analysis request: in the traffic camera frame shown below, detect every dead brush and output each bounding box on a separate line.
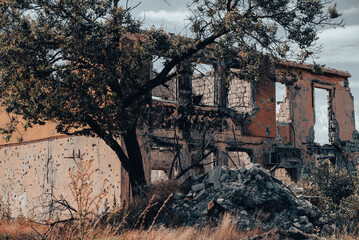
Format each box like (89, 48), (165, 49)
(67, 156), (109, 239)
(105, 179), (181, 230)
(122, 213), (257, 240)
(28, 155), (112, 240)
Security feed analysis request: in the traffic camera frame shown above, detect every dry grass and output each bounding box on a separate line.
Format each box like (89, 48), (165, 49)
(0, 213), (258, 240)
(0, 219), (47, 239)
(112, 213), (255, 240)
(3, 214), (359, 240)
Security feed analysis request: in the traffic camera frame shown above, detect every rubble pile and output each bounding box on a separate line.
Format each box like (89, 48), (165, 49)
(170, 164), (323, 233)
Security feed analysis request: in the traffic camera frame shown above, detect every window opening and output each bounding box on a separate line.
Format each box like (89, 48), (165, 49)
(276, 82), (290, 122)
(151, 56), (177, 101)
(227, 151), (251, 170)
(314, 88), (329, 145)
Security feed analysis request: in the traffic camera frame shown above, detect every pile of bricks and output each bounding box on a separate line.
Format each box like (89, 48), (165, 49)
(169, 163), (324, 234)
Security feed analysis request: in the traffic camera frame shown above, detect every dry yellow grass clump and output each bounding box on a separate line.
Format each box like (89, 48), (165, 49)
(122, 213), (247, 240)
(0, 213), (251, 240)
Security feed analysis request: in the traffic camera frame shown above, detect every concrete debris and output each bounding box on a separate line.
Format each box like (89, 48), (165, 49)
(169, 164), (324, 233)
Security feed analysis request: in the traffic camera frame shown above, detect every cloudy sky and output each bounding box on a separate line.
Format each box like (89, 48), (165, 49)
(129, 0), (359, 144)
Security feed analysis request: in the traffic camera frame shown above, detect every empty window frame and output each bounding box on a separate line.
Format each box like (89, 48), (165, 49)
(314, 88), (329, 145)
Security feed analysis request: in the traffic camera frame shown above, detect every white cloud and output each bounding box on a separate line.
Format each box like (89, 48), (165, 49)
(316, 25), (359, 64)
(314, 89), (329, 145)
(139, 10), (190, 24)
(343, 6), (359, 15)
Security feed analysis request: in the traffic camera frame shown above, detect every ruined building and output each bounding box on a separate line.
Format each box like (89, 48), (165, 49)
(0, 57), (358, 218)
(146, 59), (359, 186)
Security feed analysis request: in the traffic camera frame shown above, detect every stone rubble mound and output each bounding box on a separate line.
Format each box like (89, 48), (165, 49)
(171, 163), (323, 233)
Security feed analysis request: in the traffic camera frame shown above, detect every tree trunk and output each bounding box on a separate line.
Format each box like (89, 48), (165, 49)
(122, 127), (147, 196)
(84, 115), (147, 197)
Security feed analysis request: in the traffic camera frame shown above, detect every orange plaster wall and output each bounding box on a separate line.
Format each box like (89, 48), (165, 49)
(291, 72), (315, 146)
(332, 86), (355, 141)
(275, 65), (355, 146)
(245, 77), (276, 138)
(0, 107), (65, 146)
(277, 124), (293, 145)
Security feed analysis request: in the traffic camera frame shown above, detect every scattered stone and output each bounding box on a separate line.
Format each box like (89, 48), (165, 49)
(207, 200), (226, 219)
(304, 223), (314, 232)
(166, 163), (323, 234)
(213, 181), (221, 190)
(293, 222), (302, 229)
(297, 206), (306, 216)
(191, 183), (205, 192)
(239, 167), (247, 174)
(207, 167), (221, 183)
(300, 215), (309, 224)
(240, 210), (248, 216)
(266, 181), (274, 190)
(220, 173), (230, 182)
(221, 165), (229, 172)
(194, 189), (208, 202)
(173, 191), (185, 200)
(249, 166), (259, 176)
(288, 182), (304, 195)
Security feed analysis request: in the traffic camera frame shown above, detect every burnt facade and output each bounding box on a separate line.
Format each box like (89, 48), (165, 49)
(146, 60), (359, 184)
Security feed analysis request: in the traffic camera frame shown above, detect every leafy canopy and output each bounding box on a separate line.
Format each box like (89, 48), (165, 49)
(0, 0), (341, 139)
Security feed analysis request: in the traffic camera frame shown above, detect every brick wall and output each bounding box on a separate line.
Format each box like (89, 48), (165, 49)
(192, 72), (216, 106)
(227, 78), (254, 113)
(227, 151), (251, 169)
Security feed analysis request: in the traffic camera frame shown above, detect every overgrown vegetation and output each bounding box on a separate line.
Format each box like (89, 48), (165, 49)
(300, 159), (359, 236)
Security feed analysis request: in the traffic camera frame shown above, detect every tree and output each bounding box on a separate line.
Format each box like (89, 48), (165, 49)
(0, 0), (342, 195)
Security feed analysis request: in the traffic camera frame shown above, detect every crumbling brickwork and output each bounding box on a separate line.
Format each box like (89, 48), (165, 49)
(227, 78), (254, 113)
(1, 57), (358, 219)
(277, 88), (291, 123)
(192, 72), (216, 106)
(145, 60), (359, 185)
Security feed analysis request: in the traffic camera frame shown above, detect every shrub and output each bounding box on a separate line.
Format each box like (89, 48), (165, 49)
(300, 158), (359, 234)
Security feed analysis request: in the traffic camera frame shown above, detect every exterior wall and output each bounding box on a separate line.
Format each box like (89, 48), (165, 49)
(275, 64), (355, 147)
(332, 86), (355, 142)
(245, 76), (276, 138)
(0, 109), (64, 145)
(147, 61), (359, 185)
(0, 136), (123, 219)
